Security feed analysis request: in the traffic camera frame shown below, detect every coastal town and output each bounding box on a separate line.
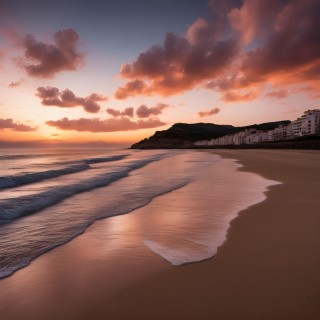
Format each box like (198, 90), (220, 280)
(194, 109), (320, 146)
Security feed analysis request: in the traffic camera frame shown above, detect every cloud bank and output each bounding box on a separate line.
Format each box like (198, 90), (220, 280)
(36, 86), (107, 113)
(46, 117), (166, 133)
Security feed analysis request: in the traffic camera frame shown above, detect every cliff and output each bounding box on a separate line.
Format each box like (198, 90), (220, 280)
(131, 121), (290, 149)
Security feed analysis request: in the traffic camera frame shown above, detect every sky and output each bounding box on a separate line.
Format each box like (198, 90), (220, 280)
(0, 0), (319, 147)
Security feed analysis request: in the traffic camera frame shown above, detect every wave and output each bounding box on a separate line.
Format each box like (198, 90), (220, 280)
(0, 176), (190, 279)
(0, 224), (91, 280)
(0, 164), (90, 189)
(0, 153), (56, 161)
(83, 154), (128, 164)
(0, 154), (164, 222)
(0, 154), (128, 189)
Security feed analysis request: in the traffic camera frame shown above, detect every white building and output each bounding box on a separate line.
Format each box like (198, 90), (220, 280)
(291, 109), (320, 137)
(194, 109), (320, 147)
(267, 125), (290, 141)
(251, 131), (268, 143)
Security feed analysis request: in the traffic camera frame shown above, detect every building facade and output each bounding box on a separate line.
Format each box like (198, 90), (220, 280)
(194, 109), (320, 147)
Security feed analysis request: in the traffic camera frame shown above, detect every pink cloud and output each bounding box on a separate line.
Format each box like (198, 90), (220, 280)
(198, 107), (220, 118)
(115, 0), (320, 101)
(20, 29), (85, 78)
(8, 81), (22, 88)
(265, 89), (289, 99)
(36, 87), (107, 113)
(115, 29), (239, 98)
(46, 117), (166, 133)
(234, 0), (320, 90)
(0, 118), (37, 132)
(221, 90), (259, 102)
(186, 18), (218, 46)
(114, 79), (148, 99)
(136, 103), (169, 118)
(228, 0), (280, 44)
(106, 107), (134, 118)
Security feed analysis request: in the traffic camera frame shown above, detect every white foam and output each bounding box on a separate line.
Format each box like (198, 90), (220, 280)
(144, 239), (217, 265)
(141, 153), (281, 266)
(0, 154), (165, 221)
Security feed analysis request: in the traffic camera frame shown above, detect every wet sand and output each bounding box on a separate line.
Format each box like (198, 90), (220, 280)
(1, 150), (319, 320)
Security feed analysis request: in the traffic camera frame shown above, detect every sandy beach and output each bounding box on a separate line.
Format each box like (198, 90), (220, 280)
(0, 150), (319, 320)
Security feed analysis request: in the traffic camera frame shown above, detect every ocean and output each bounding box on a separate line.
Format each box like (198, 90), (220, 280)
(0, 148), (279, 279)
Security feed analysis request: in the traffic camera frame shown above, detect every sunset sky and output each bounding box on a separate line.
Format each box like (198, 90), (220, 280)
(0, 0), (319, 147)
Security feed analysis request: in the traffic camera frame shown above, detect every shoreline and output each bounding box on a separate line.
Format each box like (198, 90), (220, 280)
(90, 149), (320, 319)
(0, 150), (319, 319)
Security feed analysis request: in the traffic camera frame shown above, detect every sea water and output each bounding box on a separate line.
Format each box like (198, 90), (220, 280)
(0, 148), (279, 279)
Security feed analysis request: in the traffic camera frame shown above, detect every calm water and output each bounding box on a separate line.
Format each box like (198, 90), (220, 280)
(0, 148), (279, 279)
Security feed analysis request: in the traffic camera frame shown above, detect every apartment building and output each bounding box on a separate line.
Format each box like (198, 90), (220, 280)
(295, 109), (320, 136)
(194, 109), (320, 147)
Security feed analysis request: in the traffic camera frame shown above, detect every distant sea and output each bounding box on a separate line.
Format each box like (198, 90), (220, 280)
(0, 148), (278, 279)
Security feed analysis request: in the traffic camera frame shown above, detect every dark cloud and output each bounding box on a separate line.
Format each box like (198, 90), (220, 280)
(228, 0), (320, 90)
(0, 118), (37, 132)
(198, 107), (220, 117)
(46, 117), (166, 133)
(36, 86), (107, 113)
(115, 29), (239, 98)
(21, 28), (85, 78)
(116, 0), (320, 101)
(106, 107), (134, 117)
(136, 103), (169, 118)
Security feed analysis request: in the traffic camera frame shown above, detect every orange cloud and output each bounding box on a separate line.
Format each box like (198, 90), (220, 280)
(46, 117), (166, 133)
(0, 118), (37, 132)
(20, 29), (85, 78)
(36, 87), (107, 113)
(198, 107), (220, 118)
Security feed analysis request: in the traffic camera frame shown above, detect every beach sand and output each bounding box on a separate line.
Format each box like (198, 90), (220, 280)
(0, 150), (319, 320)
